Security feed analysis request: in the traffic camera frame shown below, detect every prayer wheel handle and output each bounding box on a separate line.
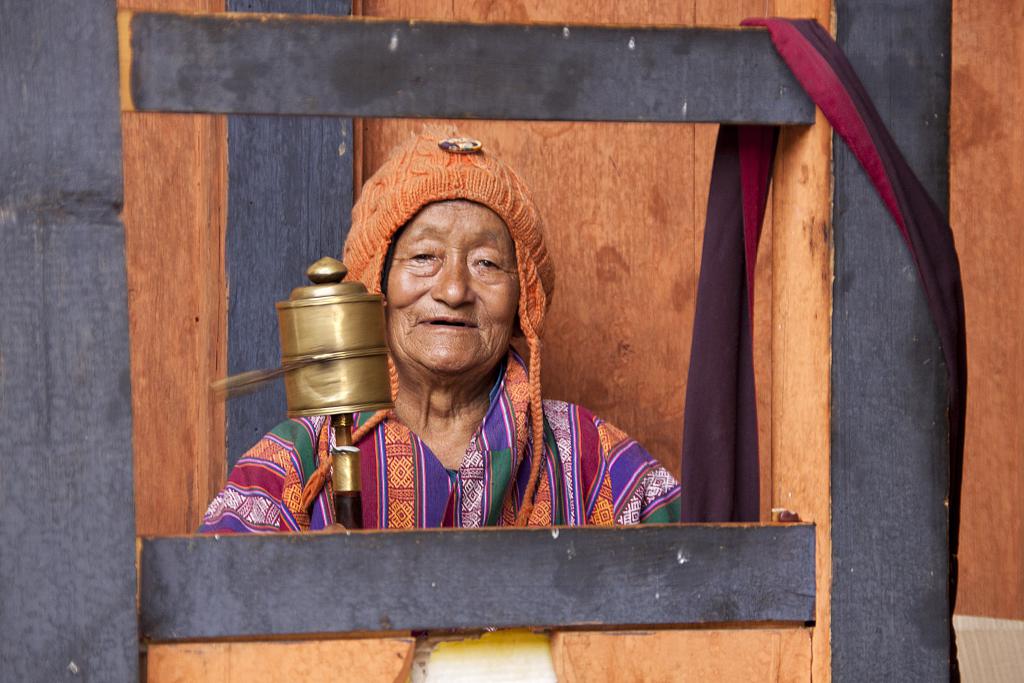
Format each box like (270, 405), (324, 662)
(305, 259), (363, 529)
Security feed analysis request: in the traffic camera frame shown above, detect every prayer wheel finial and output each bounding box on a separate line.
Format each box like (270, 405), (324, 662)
(306, 256), (347, 284)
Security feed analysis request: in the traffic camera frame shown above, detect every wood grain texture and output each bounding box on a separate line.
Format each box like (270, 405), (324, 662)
(0, 0), (138, 679)
(552, 628), (812, 683)
(224, 0), (352, 469)
(147, 638), (415, 683)
(950, 0), (1024, 620)
(831, 0), (953, 679)
(121, 0), (227, 536)
(766, 2), (834, 681)
(124, 12), (813, 123)
(140, 525), (816, 640)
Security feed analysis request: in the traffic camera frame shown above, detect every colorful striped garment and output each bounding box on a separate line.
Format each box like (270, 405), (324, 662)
(200, 352), (681, 532)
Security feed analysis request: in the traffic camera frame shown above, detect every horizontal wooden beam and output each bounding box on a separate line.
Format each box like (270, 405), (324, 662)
(120, 11), (815, 124)
(140, 524), (815, 641)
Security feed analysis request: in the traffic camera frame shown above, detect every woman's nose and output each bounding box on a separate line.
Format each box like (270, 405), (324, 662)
(430, 256), (473, 307)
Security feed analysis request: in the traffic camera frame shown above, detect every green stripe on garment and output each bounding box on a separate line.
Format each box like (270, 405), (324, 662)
(485, 447), (513, 526)
(269, 418), (319, 488)
(641, 497), (682, 525)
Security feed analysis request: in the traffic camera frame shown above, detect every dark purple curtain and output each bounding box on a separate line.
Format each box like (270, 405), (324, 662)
(680, 15), (966, 675)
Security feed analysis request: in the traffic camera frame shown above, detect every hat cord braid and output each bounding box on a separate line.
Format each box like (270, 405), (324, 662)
(515, 334), (546, 526)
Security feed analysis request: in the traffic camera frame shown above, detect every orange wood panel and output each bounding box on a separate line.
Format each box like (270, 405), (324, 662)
(552, 628), (812, 683)
(951, 0), (1024, 619)
(766, 3), (833, 681)
(147, 638), (415, 683)
(120, 0), (227, 536)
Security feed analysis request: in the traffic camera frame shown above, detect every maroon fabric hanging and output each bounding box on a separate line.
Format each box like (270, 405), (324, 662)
(679, 124), (776, 523)
(681, 17), (965, 564)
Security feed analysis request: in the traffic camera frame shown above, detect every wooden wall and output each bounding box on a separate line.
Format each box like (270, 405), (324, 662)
(121, 1), (833, 679)
(951, 0), (1024, 620)
(121, 0), (227, 536)
(114, 0), (1024, 674)
(123, 0), (830, 533)
(121, 5), (831, 647)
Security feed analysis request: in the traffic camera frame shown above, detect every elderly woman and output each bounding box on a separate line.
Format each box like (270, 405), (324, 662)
(200, 131), (680, 532)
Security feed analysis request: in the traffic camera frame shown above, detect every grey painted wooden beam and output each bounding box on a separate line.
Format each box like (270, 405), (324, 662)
(122, 11), (815, 124)
(224, 0), (353, 469)
(141, 524), (815, 640)
(831, 0), (953, 679)
(0, 0), (138, 679)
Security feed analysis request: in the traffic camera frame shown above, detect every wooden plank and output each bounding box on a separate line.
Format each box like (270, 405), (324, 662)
(766, 2), (834, 681)
(123, 111), (226, 535)
(224, 0), (352, 468)
(831, 0), (953, 679)
(552, 628), (812, 682)
(147, 638), (415, 682)
(950, 0), (1024, 620)
(140, 525), (815, 640)
(122, 11), (815, 124)
(121, 0), (227, 538)
(0, 0), (138, 679)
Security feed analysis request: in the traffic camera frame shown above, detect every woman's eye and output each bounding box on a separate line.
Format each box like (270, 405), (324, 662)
(411, 254), (436, 263)
(477, 259), (498, 269)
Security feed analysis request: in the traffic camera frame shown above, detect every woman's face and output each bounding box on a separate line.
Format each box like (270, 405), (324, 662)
(385, 200), (520, 380)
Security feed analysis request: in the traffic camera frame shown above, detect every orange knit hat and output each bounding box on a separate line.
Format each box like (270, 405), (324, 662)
(343, 129), (555, 526)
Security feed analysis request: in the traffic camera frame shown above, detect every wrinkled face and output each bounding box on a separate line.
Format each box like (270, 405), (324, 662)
(385, 200), (520, 379)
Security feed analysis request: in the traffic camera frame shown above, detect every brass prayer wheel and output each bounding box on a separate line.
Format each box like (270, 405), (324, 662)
(276, 257), (392, 417)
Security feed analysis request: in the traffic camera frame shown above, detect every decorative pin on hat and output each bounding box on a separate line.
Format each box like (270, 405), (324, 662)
(438, 137), (483, 154)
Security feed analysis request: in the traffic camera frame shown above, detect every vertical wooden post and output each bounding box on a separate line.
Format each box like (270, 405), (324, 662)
(224, 0), (354, 469)
(0, 0), (138, 678)
(121, 0), (228, 536)
(768, 1), (834, 680)
(831, 0), (954, 679)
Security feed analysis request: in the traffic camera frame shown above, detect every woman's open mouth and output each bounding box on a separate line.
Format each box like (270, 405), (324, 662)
(425, 317), (476, 328)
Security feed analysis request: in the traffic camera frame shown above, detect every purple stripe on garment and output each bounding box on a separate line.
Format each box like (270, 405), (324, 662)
(235, 456), (288, 478)
(278, 502), (301, 531)
(566, 404), (583, 525)
(484, 376), (515, 453)
(640, 485), (683, 521)
(375, 422), (389, 527)
(200, 514), (277, 534)
(480, 439), (492, 527)
(544, 445), (557, 525)
(514, 439), (534, 513)
(412, 436), (458, 528)
(609, 450), (657, 516)
(297, 416), (319, 451)
(263, 432), (297, 454)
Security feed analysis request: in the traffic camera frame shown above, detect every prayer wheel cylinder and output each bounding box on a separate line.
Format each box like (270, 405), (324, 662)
(275, 257), (392, 417)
